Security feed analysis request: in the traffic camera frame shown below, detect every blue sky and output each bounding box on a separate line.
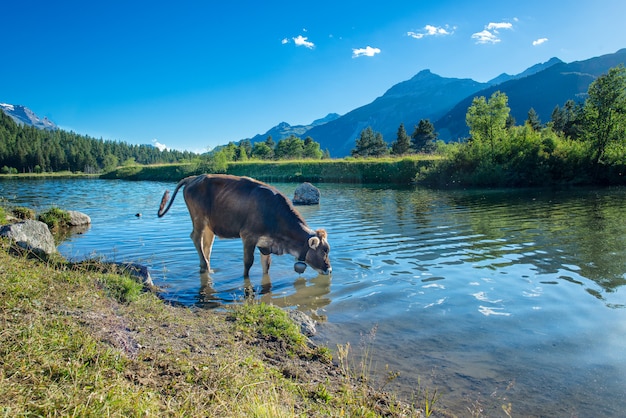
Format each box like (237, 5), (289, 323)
(2, 1), (625, 153)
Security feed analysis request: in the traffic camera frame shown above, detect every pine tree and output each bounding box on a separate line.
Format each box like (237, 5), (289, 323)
(391, 123), (411, 155)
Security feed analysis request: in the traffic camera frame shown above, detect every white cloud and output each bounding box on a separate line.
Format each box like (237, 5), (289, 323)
(471, 30), (501, 44)
(352, 46), (381, 58)
(293, 35), (315, 49)
(486, 22), (513, 31)
(533, 37), (548, 46)
(472, 21), (513, 44)
(407, 24), (454, 39)
(152, 139), (167, 151)
(281, 38), (289, 45)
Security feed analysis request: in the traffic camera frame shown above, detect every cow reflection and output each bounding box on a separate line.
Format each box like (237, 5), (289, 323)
(197, 272), (331, 317)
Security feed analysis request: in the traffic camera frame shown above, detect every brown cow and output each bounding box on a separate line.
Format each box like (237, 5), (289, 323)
(157, 174), (331, 277)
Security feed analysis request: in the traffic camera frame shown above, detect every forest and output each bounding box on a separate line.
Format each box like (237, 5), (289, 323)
(0, 112), (197, 174)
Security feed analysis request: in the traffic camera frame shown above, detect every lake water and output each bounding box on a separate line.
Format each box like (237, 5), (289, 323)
(2, 177), (626, 417)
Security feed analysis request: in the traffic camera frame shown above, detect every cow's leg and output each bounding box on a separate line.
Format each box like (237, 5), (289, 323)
(191, 223), (213, 272)
(242, 239), (256, 277)
(258, 247), (272, 274)
(201, 228), (216, 273)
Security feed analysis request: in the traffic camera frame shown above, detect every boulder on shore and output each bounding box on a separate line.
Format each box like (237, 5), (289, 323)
(293, 182), (320, 205)
(0, 220), (58, 257)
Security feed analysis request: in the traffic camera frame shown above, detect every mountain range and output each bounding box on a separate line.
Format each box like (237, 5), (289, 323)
(3, 48), (625, 158)
(245, 48), (626, 157)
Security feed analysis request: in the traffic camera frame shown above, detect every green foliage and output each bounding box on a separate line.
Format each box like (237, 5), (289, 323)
(391, 123), (412, 155)
(411, 119), (438, 153)
(12, 206), (35, 220)
(97, 274), (143, 303)
(231, 302), (306, 348)
(0, 111), (196, 174)
(38, 207), (72, 230)
(466, 91), (510, 157)
(351, 126), (389, 157)
(275, 135), (305, 159)
(581, 64), (626, 166)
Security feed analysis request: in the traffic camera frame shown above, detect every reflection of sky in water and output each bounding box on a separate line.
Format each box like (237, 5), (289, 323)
(2, 179), (626, 417)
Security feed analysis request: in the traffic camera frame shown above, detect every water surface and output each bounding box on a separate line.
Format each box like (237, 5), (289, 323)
(2, 178), (625, 417)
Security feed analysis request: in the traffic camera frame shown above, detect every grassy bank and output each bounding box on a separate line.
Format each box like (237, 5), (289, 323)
(0, 238), (429, 417)
(100, 157), (438, 184)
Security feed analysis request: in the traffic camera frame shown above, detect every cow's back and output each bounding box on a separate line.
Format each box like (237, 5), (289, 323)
(182, 174), (304, 239)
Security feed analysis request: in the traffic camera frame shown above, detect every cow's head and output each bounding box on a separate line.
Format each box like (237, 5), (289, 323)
(297, 229), (331, 275)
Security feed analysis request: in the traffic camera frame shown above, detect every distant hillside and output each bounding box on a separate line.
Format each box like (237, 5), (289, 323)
(0, 103), (57, 131)
(435, 48), (626, 140)
(305, 70), (487, 157)
(245, 113), (340, 143)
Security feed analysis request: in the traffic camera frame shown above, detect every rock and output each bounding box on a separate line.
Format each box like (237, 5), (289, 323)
(114, 262), (155, 288)
(293, 182), (320, 205)
(67, 210), (91, 226)
(288, 309), (317, 337)
(0, 220), (58, 257)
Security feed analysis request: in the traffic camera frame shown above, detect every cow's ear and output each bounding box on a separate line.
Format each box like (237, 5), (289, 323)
(308, 236), (321, 250)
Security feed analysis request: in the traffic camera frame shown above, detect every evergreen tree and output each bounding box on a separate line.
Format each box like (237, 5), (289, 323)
(391, 123), (411, 155)
(351, 127), (388, 157)
(411, 119), (438, 153)
(526, 108), (542, 131)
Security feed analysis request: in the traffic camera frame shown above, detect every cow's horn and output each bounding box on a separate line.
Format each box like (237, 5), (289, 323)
(294, 261), (307, 274)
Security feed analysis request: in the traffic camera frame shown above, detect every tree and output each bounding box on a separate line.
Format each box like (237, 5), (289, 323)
(302, 136), (323, 159)
(391, 123), (411, 155)
(351, 127), (388, 157)
(526, 108), (542, 131)
(251, 142), (273, 160)
(411, 119), (438, 153)
(275, 135), (304, 159)
(466, 91), (510, 156)
(582, 64), (626, 165)
(551, 100), (583, 139)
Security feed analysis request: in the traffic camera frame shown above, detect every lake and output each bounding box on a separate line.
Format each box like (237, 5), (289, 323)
(2, 177), (626, 417)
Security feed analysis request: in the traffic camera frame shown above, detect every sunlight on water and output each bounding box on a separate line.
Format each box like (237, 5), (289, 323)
(2, 178), (626, 416)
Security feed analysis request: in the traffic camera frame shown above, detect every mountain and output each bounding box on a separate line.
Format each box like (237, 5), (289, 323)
(488, 57), (563, 85)
(435, 48), (626, 140)
(245, 113), (340, 144)
(305, 70), (488, 157)
(0, 103), (57, 131)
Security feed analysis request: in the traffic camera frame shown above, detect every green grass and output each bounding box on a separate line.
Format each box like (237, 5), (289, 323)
(101, 156), (439, 184)
(0, 238), (425, 417)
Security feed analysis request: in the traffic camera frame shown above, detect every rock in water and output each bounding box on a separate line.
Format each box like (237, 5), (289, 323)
(67, 210), (91, 226)
(293, 182), (320, 205)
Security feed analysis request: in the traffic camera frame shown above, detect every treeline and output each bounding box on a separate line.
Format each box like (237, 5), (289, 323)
(349, 65), (626, 187)
(0, 112), (197, 174)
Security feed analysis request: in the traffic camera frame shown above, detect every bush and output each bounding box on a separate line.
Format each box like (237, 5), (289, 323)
(12, 207), (36, 220)
(38, 207), (72, 230)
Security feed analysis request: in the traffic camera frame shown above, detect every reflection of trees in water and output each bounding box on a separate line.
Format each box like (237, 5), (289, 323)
(447, 188), (626, 297)
(196, 272), (331, 319)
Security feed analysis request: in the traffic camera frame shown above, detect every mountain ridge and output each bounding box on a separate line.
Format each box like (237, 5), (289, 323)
(0, 103), (57, 131)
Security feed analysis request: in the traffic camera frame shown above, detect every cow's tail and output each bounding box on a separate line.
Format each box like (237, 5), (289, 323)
(157, 176), (194, 217)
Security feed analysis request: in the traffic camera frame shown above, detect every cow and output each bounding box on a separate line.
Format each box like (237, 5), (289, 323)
(157, 174), (332, 277)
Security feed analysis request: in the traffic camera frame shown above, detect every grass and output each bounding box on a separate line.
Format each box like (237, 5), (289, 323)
(100, 156), (440, 184)
(0, 238), (428, 417)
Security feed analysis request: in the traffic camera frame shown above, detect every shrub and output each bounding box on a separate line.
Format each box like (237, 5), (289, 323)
(12, 206), (36, 220)
(38, 207), (72, 230)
